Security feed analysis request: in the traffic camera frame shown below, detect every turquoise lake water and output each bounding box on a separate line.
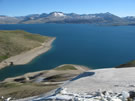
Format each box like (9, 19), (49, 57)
(0, 24), (135, 80)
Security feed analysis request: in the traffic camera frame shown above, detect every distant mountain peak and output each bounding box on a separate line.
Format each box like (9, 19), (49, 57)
(105, 12), (112, 14)
(49, 12), (65, 17)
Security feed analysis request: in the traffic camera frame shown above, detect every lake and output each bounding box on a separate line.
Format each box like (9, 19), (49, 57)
(0, 24), (135, 80)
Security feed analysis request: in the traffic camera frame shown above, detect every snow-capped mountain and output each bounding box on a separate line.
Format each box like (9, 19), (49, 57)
(0, 15), (20, 24)
(49, 12), (65, 17)
(123, 16), (135, 21)
(0, 12), (134, 25)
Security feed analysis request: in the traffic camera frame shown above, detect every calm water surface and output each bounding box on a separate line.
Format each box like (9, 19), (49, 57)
(0, 24), (135, 80)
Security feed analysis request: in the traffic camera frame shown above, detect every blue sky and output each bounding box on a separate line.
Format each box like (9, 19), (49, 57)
(0, 0), (135, 17)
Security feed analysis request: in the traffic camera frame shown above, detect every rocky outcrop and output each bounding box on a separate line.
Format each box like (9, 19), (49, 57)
(42, 88), (135, 101)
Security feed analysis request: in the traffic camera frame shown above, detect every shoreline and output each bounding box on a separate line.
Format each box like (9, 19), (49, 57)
(0, 37), (56, 69)
(3, 64), (90, 82)
(0, 64), (89, 100)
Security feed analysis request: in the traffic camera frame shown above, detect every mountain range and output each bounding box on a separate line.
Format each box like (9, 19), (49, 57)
(0, 12), (135, 25)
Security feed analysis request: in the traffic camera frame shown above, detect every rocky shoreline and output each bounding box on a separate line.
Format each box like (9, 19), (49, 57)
(3, 64), (89, 82)
(0, 37), (56, 69)
(0, 64), (89, 100)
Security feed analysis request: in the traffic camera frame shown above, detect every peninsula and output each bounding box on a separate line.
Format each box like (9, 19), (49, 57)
(0, 30), (55, 69)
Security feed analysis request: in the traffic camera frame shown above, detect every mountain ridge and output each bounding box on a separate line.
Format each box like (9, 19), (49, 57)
(0, 12), (135, 25)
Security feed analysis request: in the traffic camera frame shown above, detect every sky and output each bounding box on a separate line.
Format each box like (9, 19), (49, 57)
(0, 0), (135, 17)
